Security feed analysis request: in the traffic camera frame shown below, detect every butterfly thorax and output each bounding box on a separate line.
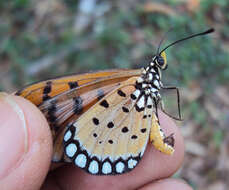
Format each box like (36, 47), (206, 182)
(131, 60), (162, 112)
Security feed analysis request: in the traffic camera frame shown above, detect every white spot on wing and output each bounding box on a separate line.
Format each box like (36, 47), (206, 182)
(116, 161), (125, 173)
(137, 95), (145, 108)
(128, 159), (138, 169)
(147, 97), (153, 106)
(75, 153), (87, 168)
(64, 130), (72, 142)
(133, 89), (141, 99)
(88, 160), (99, 174)
(120, 154), (129, 160)
(66, 143), (77, 157)
(102, 162), (112, 174)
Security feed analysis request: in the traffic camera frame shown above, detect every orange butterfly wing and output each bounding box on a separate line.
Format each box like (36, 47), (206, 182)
(16, 68), (174, 171)
(15, 69), (141, 162)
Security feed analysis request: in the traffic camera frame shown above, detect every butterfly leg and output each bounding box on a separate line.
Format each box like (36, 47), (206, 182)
(150, 114), (175, 155)
(159, 100), (183, 121)
(161, 86), (183, 121)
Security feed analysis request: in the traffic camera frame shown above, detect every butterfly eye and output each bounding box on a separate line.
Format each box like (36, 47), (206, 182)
(155, 51), (167, 70)
(155, 56), (166, 70)
(157, 56), (164, 66)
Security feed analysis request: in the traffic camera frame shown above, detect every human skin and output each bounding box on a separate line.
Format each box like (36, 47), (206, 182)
(0, 93), (192, 190)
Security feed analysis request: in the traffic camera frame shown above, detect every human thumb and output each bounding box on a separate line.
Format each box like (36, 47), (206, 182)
(0, 93), (52, 190)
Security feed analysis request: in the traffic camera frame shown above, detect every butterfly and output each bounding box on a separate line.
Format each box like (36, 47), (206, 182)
(15, 28), (214, 175)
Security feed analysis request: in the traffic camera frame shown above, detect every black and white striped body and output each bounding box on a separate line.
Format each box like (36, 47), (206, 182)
(131, 59), (162, 113)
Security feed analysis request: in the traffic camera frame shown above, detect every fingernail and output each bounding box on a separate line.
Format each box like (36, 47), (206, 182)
(0, 93), (28, 179)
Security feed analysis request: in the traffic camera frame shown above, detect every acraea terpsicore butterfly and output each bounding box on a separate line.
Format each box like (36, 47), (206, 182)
(15, 28), (214, 175)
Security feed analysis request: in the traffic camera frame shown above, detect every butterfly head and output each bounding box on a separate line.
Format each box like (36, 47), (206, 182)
(151, 28), (215, 71)
(153, 51), (167, 70)
(139, 28), (215, 96)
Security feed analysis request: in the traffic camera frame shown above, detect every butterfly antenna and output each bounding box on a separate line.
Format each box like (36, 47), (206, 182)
(159, 28), (214, 54)
(156, 27), (173, 55)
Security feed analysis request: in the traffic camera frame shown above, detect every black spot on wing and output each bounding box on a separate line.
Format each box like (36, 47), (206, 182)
(121, 126), (129, 133)
(117, 90), (126, 97)
(140, 128), (147, 133)
(92, 117), (99, 125)
(43, 81), (52, 94)
(48, 114), (57, 123)
(43, 95), (51, 101)
(122, 106), (129, 113)
(46, 101), (57, 122)
(47, 101), (57, 113)
(48, 111), (57, 123)
(42, 82), (52, 101)
(73, 96), (83, 114)
(107, 122), (114, 128)
(131, 135), (138, 139)
(108, 139), (113, 144)
(130, 94), (137, 100)
(68, 81), (79, 89)
(100, 100), (109, 108)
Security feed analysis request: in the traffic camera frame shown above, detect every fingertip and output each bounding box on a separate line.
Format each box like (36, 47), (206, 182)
(0, 94), (53, 190)
(139, 178), (193, 190)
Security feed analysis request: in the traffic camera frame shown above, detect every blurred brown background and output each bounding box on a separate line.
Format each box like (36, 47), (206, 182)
(0, 1), (229, 189)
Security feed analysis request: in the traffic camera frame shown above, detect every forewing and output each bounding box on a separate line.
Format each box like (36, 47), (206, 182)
(15, 69), (140, 105)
